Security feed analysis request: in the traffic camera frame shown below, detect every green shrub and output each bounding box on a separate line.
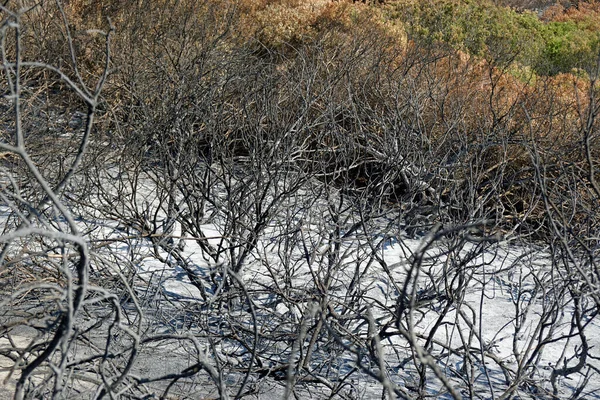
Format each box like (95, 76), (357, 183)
(389, 0), (599, 76)
(537, 20), (600, 74)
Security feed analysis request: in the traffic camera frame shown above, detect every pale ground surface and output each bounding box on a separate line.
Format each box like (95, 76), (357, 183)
(86, 223), (600, 397)
(1, 176), (599, 398)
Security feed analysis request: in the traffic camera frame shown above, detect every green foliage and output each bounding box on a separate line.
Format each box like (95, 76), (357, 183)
(389, 0), (600, 75)
(537, 20), (600, 74)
